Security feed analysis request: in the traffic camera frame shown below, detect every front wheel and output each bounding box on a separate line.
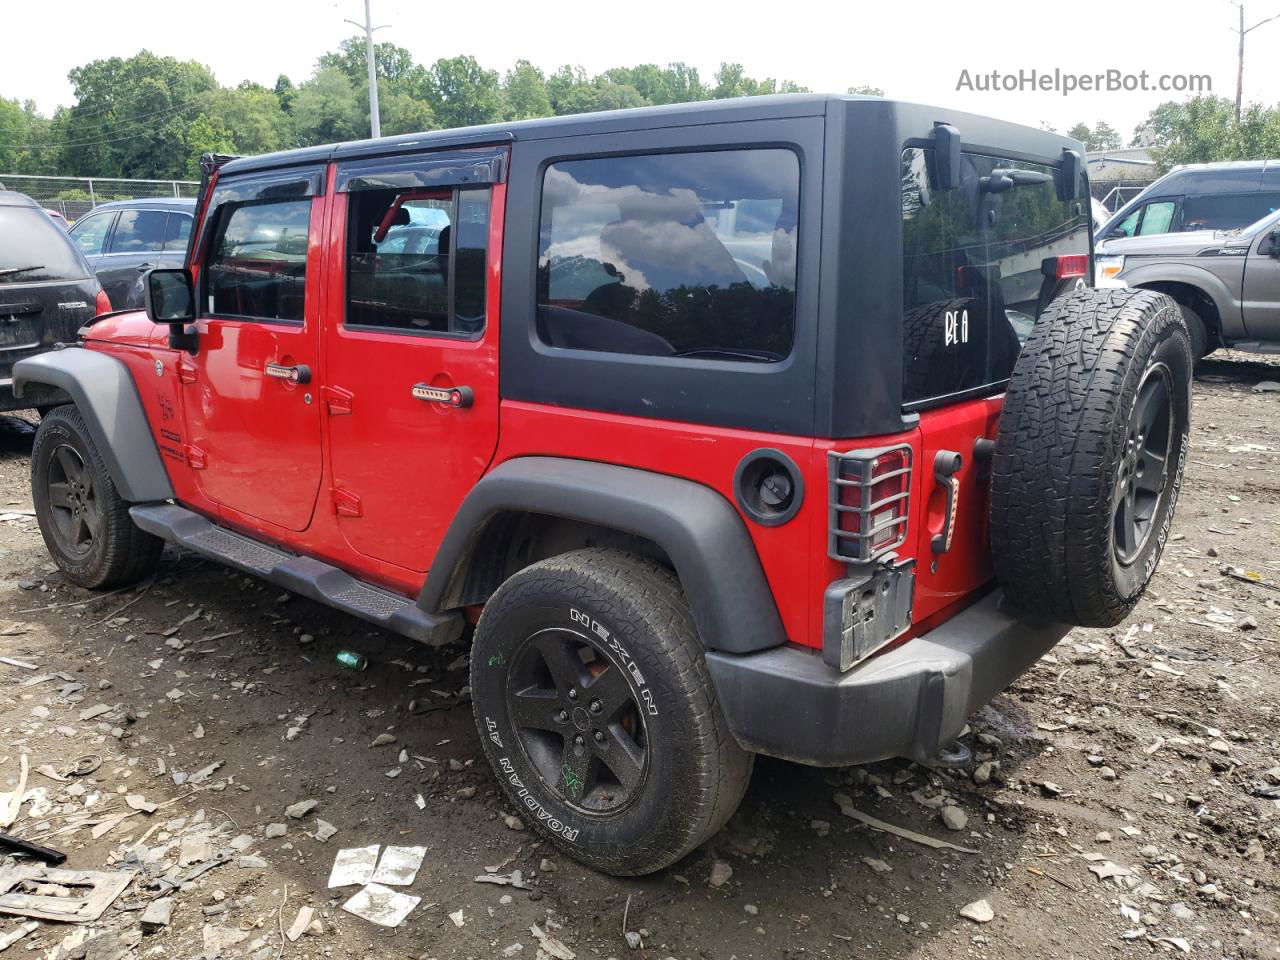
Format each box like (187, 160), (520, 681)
(31, 405), (163, 589)
(470, 548), (752, 876)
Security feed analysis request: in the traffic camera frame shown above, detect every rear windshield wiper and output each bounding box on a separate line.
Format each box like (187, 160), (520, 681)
(980, 170), (1053, 194)
(0, 265), (45, 278)
(670, 347), (785, 363)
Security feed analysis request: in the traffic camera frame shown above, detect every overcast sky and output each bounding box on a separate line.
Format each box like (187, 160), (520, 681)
(3, 0), (1279, 142)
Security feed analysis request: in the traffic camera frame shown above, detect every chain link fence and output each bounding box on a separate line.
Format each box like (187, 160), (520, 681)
(1090, 178), (1157, 215)
(0, 174), (199, 222)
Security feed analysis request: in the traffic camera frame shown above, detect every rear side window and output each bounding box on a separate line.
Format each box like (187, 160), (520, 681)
(536, 149), (799, 362)
(0, 206), (90, 284)
(164, 213), (192, 251)
(900, 147), (1090, 407)
(344, 187), (489, 335)
(69, 212), (115, 256)
(110, 209), (168, 253)
(1183, 192), (1280, 231)
(204, 200), (311, 322)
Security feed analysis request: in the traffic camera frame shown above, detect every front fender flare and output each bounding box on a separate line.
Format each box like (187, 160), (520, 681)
(13, 348), (173, 503)
(418, 457), (787, 655)
(1123, 262), (1244, 338)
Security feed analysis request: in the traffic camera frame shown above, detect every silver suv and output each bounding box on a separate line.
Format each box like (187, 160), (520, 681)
(1096, 207), (1280, 360)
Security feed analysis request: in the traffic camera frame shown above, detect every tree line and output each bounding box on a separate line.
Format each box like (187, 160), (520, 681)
(0, 42), (882, 181)
(2, 38), (1278, 182)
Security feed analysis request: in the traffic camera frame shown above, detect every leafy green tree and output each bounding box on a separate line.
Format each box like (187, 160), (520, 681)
(319, 37), (430, 99)
(847, 84), (885, 96)
(60, 51), (217, 177)
(427, 56), (504, 128)
(0, 97), (52, 173)
(198, 83), (287, 156)
(1067, 121), (1122, 151)
(290, 67), (364, 145)
(183, 113), (236, 177)
(503, 60), (553, 120)
(1137, 95), (1280, 171)
(380, 91), (435, 136)
(274, 75), (297, 114)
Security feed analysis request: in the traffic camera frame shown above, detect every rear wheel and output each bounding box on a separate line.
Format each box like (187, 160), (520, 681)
(990, 288), (1192, 626)
(1177, 303), (1210, 361)
(32, 405), (163, 589)
(470, 548), (752, 876)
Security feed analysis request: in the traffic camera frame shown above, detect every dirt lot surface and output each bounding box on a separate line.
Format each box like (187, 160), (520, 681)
(1, 352), (1278, 960)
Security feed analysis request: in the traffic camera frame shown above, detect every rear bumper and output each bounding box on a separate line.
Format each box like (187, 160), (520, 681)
(706, 589), (1069, 767)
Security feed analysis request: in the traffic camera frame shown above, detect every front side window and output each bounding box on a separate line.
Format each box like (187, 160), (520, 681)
(69, 212), (115, 256)
(536, 149), (799, 362)
(901, 147), (1090, 406)
(1138, 200), (1177, 235)
(111, 209), (168, 253)
(345, 187), (489, 335)
(205, 199), (311, 322)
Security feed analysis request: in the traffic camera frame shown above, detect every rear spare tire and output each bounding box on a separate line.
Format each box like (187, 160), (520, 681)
(990, 288), (1192, 627)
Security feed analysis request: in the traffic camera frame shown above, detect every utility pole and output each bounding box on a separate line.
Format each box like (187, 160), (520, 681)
(1231, 2), (1280, 124)
(344, 0), (387, 139)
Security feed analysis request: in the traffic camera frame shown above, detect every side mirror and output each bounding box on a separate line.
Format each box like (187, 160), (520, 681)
(143, 268), (199, 353)
(1270, 226), (1280, 257)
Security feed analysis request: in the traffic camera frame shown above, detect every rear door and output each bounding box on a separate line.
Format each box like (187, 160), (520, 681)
(97, 207), (169, 308)
(900, 146), (1091, 617)
(321, 149), (504, 571)
(180, 167), (328, 532)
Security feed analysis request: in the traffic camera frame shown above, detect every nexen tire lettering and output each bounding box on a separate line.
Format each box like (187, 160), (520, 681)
(570, 608), (659, 716)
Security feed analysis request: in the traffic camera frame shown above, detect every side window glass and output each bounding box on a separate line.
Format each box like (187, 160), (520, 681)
(536, 149), (799, 362)
(110, 209), (168, 253)
(345, 187), (489, 335)
(1137, 201), (1176, 236)
(205, 200), (312, 322)
(69, 213), (114, 256)
(163, 213), (192, 251)
(1113, 207), (1141, 238)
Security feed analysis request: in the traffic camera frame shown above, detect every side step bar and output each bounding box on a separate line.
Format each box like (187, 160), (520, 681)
(129, 503), (463, 647)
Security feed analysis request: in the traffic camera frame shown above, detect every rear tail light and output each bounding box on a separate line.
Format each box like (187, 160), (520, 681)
(828, 444), (913, 563)
(1054, 254), (1089, 279)
(94, 289), (112, 315)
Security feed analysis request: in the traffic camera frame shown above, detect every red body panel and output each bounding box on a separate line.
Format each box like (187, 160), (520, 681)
(85, 157), (1005, 656)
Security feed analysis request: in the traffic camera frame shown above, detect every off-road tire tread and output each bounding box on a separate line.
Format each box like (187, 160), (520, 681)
(472, 548), (752, 875)
(990, 288), (1191, 626)
(32, 405), (163, 589)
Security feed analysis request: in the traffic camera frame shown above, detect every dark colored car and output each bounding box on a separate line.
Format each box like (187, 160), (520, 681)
(14, 96), (1193, 876)
(0, 191), (108, 413)
(68, 198), (195, 309)
(1098, 159), (1280, 243)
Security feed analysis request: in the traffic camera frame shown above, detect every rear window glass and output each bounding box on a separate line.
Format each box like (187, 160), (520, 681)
(0, 206), (90, 284)
(1183, 192), (1280, 231)
(901, 147), (1089, 406)
(537, 149), (799, 363)
(164, 213), (193, 251)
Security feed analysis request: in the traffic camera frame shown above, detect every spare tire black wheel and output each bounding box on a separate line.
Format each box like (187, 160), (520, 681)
(990, 288), (1192, 627)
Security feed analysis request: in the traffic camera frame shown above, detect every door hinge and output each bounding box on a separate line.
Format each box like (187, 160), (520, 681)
(322, 385), (353, 416)
(177, 360), (198, 384)
(184, 444), (207, 469)
(331, 488), (362, 517)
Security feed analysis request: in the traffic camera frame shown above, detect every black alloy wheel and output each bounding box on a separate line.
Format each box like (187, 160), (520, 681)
(1112, 361), (1174, 565)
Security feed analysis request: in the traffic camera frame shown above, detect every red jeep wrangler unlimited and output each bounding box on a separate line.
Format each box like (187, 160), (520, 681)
(14, 95), (1192, 876)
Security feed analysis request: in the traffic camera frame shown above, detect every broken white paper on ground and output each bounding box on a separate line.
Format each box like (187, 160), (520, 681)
(370, 846), (426, 886)
(327, 845), (380, 888)
(341, 883), (421, 928)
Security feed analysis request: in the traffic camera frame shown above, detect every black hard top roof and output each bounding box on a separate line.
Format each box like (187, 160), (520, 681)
(219, 94), (1079, 180)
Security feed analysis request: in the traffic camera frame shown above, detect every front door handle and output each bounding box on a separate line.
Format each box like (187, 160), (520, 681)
(265, 362), (311, 385)
(411, 383), (474, 408)
(135, 262), (154, 272)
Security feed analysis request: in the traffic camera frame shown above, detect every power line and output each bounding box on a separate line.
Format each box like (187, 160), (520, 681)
(0, 99), (204, 151)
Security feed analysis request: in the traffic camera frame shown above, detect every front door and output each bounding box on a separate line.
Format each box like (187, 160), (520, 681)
(180, 169), (327, 532)
(322, 166), (503, 572)
(1242, 228), (1280, 339)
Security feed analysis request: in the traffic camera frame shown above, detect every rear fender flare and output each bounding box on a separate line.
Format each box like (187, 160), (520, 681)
(418, 457), (787, 655)
(13, 348), (173, 503)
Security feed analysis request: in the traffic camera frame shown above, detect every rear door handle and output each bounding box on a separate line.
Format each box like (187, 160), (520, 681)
(265, 362), (311, 385)
(411, 383), (473, 408)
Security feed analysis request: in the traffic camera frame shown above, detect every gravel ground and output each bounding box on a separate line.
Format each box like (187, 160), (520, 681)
(0, 351), (1277, 960)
